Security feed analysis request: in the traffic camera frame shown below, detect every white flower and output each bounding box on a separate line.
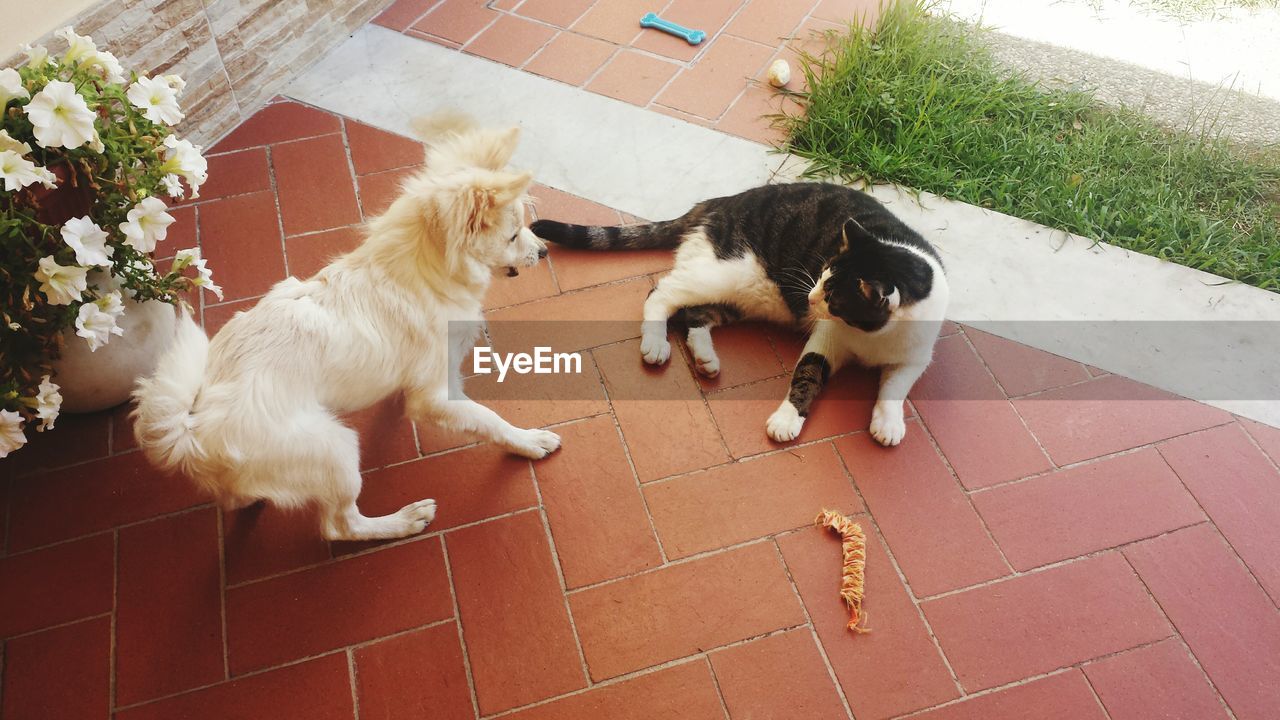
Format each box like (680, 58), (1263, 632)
(161, 74), (186, 95)
(0, 149), (57, 191)
(56, 27), (98, 65)
(126, 76), (183, 125)
(22, 43), (52, 69)
(160, 173), (183, 198)
(24, 80), (98, 149)
(0, 129), (33, 154)
(118, 197), (175, 252)
(75, 291), (125, 351)
(160, 136), (207, 198)
(173, 247), (223, 300)
(83, 49), (126, 84)
(35, 376), (61, 430)
(0, 68), (29, 106)
(0, 409), (26, 458)
(62, 216), (113, 267)
(34, 255), (88, 305)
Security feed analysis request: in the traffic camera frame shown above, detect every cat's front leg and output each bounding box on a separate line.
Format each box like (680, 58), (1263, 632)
(767, 325), (848, 442)
(870, 363), (928, 446)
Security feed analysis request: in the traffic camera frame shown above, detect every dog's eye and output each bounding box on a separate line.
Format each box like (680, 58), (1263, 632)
(509, 231), (518, 243)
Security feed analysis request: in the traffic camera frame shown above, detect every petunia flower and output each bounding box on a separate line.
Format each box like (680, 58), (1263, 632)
(160, 173), (184, 198)
(126, 76), (184, 125)
(0, 149), (57, 191)
(0, 129), (33, 154)
(62, 216), (114, 267)
(57, 27), (98, 65)
(159, 136), (208, 197)
(35, 376), (61, 430)
(24, 80), (99, 149)
(75, 291), (125, 351)
(119, 197), (176, 253)
(0, 409), (26, 458)
(22, 43), (52, 68)
(161, 74), (186, 95)
(83, 49), (126, 84)
(34, 255), (88, 305)
(173, 247), (223, 300)
(0, 68), (29, 106)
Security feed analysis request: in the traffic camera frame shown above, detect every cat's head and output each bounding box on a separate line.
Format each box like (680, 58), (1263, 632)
(809, 218), (935, 332)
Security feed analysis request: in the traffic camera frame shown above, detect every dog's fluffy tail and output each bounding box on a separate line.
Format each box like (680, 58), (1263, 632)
(132, 306), (210, 477)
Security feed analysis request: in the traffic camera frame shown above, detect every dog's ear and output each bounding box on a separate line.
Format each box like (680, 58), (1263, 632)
(465, 126), (521, 171)
(441, 169), (533, 268)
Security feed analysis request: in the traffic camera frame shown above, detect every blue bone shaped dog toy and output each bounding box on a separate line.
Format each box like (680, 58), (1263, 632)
(639, 12), (707, 45)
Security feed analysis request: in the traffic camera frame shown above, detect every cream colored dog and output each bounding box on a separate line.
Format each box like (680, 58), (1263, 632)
(133, 119), (558, 541)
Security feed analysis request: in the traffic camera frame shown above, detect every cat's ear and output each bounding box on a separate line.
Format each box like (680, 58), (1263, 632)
(839, 217), (866, 253)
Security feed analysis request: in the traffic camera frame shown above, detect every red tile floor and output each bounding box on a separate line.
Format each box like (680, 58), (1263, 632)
(5, 2), (1280, 718)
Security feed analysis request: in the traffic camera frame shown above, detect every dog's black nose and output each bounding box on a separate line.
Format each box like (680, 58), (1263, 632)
(537, 247), (548, 259)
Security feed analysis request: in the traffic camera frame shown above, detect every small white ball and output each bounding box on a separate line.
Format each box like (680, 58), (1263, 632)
(767, 58), (791, 88)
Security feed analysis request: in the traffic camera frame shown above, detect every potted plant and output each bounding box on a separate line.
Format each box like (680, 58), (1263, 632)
(1, 28), (222, 458)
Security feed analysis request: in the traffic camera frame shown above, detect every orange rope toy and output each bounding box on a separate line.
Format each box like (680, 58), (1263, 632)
(816, 509), (869, 633)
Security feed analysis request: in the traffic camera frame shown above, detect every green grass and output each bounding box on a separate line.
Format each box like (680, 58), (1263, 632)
(779, 1), (1280, 290)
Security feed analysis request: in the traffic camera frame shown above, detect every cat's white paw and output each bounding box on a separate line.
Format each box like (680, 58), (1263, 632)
(870, 402), (906, 446)
(694, 356), (720, 377)
(686, 328), (720, 377)
(640, 334), (671, 365)
(506, 428), (562, 459)
(766, 401), (805, 442)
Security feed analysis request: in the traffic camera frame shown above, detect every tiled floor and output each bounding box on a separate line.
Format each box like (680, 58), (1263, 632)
(5, 2), (1280, 719)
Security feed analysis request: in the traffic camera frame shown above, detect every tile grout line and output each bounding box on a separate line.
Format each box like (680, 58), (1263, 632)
(956, 327), (1058, 471)
(337, 118), (368, 231)
(216, 508), (231, 681)
(346, 648), (362, 720)
(564, 536), (778, 597)
(263, 144), (291, 278)
(2, 611), (114, 643)
(439, 532), (484, 720)
(528, 468), (594, 687)
(701, 654), (734, 720)
(1170, 634), (1241, 720)
(1078, 666), (1117, 720)
(109, 528), (119, 713)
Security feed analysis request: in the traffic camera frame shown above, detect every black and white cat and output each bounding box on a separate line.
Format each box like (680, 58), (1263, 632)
(531, 182), (948, 446)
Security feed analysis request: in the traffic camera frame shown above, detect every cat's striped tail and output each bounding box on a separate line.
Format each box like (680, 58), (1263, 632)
(530, 218), (688, 250)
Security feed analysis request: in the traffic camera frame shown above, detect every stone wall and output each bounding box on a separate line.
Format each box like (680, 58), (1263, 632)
(2, 0), (392, 146)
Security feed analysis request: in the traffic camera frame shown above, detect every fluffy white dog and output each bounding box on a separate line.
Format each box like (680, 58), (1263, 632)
(133, 119), (559, 541)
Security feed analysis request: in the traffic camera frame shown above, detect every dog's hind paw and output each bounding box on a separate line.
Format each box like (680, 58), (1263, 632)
(507, 428), (562, 459)
(398, 498), (438, 534)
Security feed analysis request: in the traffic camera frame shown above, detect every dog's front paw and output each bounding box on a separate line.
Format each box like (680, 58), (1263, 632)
(640, 334), (671, 365)
(507, 428), (562, 459)
(397, 498), (438, 535)
(870, 402), (906, 446)
(766, 401), (805, 442)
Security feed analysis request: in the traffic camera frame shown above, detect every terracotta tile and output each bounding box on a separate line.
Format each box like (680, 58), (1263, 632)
(1014, 374), (1234, 466)
(710, 629), (847, 720)
(706, 369), (882, 458)
(973, 448), (1204, 571)
(505, 661), (724, 720)
(633, 0), (746, 61)
(812, 0), (881, 24)
(909, 671), (1105, 720)
(727, 0), (818, 44)
(7, 452), (204, 551)
(525, 31), (617, 86)
(572, 0), (651, 44)
(198, 190), (287, 302)
(1083, 639), (1228, 720)
(1, 617), (110, 720)
(285, 225), (363, 279)
(202, 296), (258, 336)
(342, 394), (419, 471)
(405, 28), (465, 49)
(465, 14), (558, 67)
(594, 339), (730, 481)
(211, 102), (341, 153)
(226, 538), (454, 673)
(920, 553), (1170, 692)
(1125, 523), (1280, 719)
(645, 443), (860, 558)
(716, 82), (795, 146)
(353, 444), (537, 538)
(273, 134), (362, 236)
(5, 410), (110, 476)
(516, 0), (597, 28)
(658, 36), (772, 120)
(1240, 417), (1280, 463)
(344, 120), (423, 176)
(413, 422), (475, 456)
(836, 426), (1009, 597)
(116, 654), (354, 720)
(358, 165), (418, 217)
(373, 0), (440, 31)
(0, 534), (113, 638)
(530, 184), (625, 225)
(223, 503), (330, 586)
(1158, 423), (1280, 603)
(534, 415), (663, 588)
(446, 512), (586, 713)
(411, 0), (500, 44)
(164, 203), (197, 249)
(482, 260), (560, 309)
(200, 147), (271, 201)
(570, 542), (805, 680)
(653, 103), (717, 127)
(458, 357), (610, 433)
(355, 623), (474, 720)
(110, 401), (138, 453)
(116, 508), (224, 705)
(484, 277), (652, 353)
(586, 50), (681, 106)
(912, 334), (1052, 489)
(683, 322), (787, 391)
(548, 245), (673, 293)
(778, 524), (959, 719)
(964, 328), (1091, 397)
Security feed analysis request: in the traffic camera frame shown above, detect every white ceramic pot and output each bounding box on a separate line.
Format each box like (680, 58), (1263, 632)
(54, 297), (178, 413)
